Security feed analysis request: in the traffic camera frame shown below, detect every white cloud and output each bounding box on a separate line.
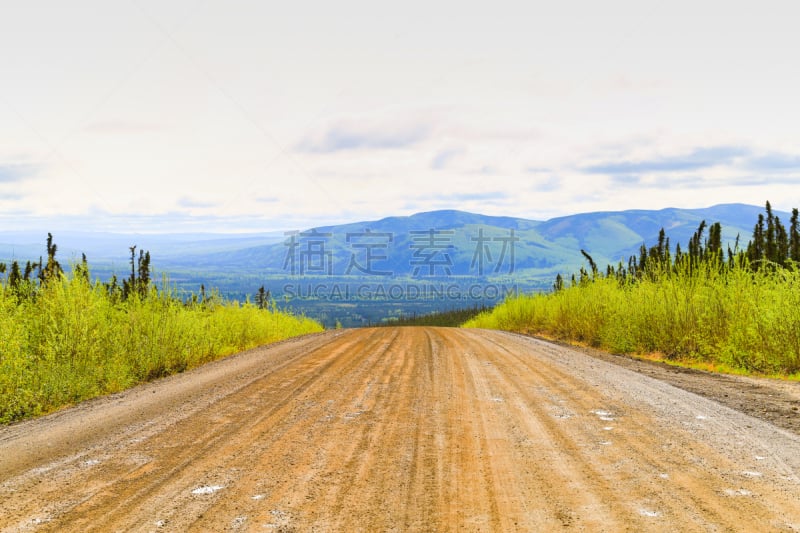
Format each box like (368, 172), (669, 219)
(0, 164), (38, 183)
(1, 1), (800, 232)
(430, 148), (463, 170)
(296, 120), (430, 153)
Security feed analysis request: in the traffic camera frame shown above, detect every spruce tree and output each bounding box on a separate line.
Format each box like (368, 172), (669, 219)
(775, 216), (789, 265)
(42, 233), (63, 282)
(137, 250), (151, 297)
(791, 208), (800, 262)
(765, 201), (777, 262)
(749, 214), (765, 265)
(123, 245), (137, 300)
(106, 274), (119, 302)
(75, 253), (90, 283)
(8, 261), (21, 290)
(580, 249), (598, 278)
(707, 222), (723, 265)
(255, 285), (271, 309)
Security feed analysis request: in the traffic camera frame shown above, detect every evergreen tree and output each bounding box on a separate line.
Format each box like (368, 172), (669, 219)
(129, 245), (137, 287)
(580, 249), (598, 278)
(8, 261), (21, 290)
(706, 222), (723, 265)
(727, 234), (740, 267)
(765, 201), (777, 262)
(123, 245), (137, 300)
(747, 213), (766, 266)
(137, 250), (151, 297)
(255, 285), (271, 309)
(42, 233), (63, 282)
(775, 216), (789, 265)
(106, 273), (120, 302)
(75, 253), (90, 283)
(638, 243), (647, 274)
(690, 220), (706, 259)
(791, 208), (800, 262)
(656, 228), (667, 261)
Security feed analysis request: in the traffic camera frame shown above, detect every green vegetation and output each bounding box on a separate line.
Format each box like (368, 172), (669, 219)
(465, 202), (800, 378)
(0, 237), (323, 424)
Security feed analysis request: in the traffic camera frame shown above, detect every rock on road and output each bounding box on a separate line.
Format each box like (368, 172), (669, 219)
(2, 327), (800, 531)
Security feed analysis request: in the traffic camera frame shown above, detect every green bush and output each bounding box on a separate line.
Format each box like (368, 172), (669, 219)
(464, 263), (800, 376)
(0, 275), (322, 423)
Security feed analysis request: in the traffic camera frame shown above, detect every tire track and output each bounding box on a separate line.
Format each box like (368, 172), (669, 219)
(2, 327), (800, 531)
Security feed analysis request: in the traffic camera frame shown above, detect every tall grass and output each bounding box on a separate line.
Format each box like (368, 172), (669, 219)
(0, 274), (322, 423)
(464, 261), (800, 376)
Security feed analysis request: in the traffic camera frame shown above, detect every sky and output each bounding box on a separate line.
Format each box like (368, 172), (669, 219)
(1, 0), (800, 233)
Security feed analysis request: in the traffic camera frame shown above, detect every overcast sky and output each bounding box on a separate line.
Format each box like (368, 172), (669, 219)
(2, 1), (799, 233)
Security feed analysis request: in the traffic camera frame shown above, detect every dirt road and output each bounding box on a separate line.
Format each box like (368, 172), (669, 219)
(2, 327), (800, 531)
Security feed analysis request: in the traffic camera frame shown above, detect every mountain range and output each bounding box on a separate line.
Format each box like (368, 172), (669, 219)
(163, 202), (775, 279)
(0, 203), (783, 325)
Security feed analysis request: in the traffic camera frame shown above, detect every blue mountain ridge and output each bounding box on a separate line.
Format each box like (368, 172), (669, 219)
(0, 203), (784, 326)
(172, 203), (774, 277)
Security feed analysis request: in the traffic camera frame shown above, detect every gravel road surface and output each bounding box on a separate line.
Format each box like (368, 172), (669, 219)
(1, 327), (799, 531)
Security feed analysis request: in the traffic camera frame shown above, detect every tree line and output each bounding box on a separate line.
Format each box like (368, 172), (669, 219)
(0, 234), (278, 310)
(0, 234), (153, 302)
(557, 201), (800, 290)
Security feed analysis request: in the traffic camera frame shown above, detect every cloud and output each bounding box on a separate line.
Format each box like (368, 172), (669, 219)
(530, 176), (563, 192)
(0, 191), (24, 201)
(747, 153), (800, 171)
(1, 210), (328, 234)
(610, 174), (642, 185)
(433, 191), (509, 202)
(0, 164), (37, 183)
(525, 166), (552, 173)
(726, 175), (800, 186)
(430, 148), (463, 170)
(296, 121), (429, 153)
(255, 196), (280, 203)
(477, 165), (498, 175)
(582, 146), (750, 174)
(177, 197), (217, 209)
(608, 174), (800, 190)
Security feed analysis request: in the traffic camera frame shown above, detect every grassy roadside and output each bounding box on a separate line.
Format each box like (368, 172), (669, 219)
(0, 273), (322, 424)
(464, 201), (800, 381)
(519, 329), (800, 382)
(464, 264), (800, 380)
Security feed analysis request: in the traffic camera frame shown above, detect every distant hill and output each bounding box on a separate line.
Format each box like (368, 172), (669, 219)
(168, 203), (775, 278)
(0, 203), (786, 326)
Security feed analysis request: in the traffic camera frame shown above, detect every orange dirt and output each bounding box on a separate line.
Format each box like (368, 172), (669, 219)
(2, 327), (800, 531)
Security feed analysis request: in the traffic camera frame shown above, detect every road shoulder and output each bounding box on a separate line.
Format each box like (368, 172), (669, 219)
(511, 332), (800, 435)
